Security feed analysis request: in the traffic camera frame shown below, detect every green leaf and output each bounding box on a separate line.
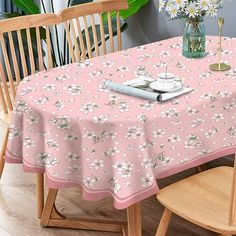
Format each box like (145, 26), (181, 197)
(121, 0), (150, 19)
(70, 0), (93, 6)
(12, 0), (40, 15)
(102, 0), (150, 22)
(107, 0), (150, 20)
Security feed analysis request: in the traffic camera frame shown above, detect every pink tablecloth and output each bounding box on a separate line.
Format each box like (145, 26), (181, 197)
(6, 36), (236, 209)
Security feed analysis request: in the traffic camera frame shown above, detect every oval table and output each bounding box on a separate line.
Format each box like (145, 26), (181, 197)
(6, 36), (236, 235)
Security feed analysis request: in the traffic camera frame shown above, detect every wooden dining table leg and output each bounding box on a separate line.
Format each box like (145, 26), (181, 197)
(36, 173), (44, 218)
(127, 202), (142, 236)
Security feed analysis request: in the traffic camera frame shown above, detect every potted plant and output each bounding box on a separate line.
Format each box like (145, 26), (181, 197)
(158, 0), (223, 58)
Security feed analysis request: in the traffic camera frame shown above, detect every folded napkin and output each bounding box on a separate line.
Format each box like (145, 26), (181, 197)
(123, 76), (154, 87)
(104, 80), (193, 102)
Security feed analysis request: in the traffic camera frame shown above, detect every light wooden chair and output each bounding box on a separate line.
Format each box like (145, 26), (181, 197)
(60, 0), (128, 62)
(155, 157), (236, 236)
(0, 13), (60, 218)
(39, 1), (132, 235)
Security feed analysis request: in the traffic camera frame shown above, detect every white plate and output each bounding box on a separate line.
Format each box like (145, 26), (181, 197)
(149, 80), (183, 92)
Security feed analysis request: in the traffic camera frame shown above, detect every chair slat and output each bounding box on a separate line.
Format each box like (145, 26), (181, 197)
(0, 33), (16, 99)
(116, 11), (122, 51)
(75, 18), (86, 60)
(91, 15), (99, 57)
(17, 29), (28, 78)
(26, 28), (36, 74)
(36, 27), (44, 72)
(107, 12), (114, 53)
(99, 13), (107, 55)
(8, 32), (21, 85)
(69, 20), (81, 62)
(65, 21), (76, 63)
(0, 83), (7, 114)
(83, 16), (92, 59)
(46, 26), (53, 69)
(0, 61), (13, 111)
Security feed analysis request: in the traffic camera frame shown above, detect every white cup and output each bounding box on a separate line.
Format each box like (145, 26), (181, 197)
(156, 73), (176, 90)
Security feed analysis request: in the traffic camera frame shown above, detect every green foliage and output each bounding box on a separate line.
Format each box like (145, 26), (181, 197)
(12, 0), (40, 14)
(120, 0), (150, 19)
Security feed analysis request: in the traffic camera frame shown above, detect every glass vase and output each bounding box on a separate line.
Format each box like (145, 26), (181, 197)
(182, 18), (206, 58)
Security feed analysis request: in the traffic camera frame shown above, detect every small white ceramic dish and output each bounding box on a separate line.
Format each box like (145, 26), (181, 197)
(149, 80), (183, 92)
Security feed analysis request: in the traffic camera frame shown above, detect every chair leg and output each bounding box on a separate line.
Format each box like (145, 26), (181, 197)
(155, 208), (172, 236)
(196, 165), (203, 173)
(0, 154), (5, 179)
(36, 173), (44, 218)
(0, 129), (9, 179)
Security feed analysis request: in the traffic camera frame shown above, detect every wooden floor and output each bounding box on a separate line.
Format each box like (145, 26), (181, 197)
(0, 119), (234, 236)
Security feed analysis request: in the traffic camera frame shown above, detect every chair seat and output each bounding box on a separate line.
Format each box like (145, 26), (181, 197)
(157, 166), (236, 234)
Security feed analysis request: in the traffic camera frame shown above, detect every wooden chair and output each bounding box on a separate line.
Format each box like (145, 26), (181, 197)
(155, 156), (236, 236)
(39, 1), (133, 235)
(0, 13), (60, 218)
(60, 0), (128, 62)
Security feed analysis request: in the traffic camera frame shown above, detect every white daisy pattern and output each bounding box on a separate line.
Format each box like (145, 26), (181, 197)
(90, 160), (104, 170)
(93, 115), (108, 124)
(64, 84), (82, 96)
(6, 36), (236, 209)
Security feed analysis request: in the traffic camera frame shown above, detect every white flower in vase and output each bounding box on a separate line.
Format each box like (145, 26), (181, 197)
(158, 0), (224, 58)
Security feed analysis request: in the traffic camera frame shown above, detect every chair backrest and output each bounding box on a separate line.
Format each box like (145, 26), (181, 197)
(60, 0), (128, 62)
(0, 13), (60, 113)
